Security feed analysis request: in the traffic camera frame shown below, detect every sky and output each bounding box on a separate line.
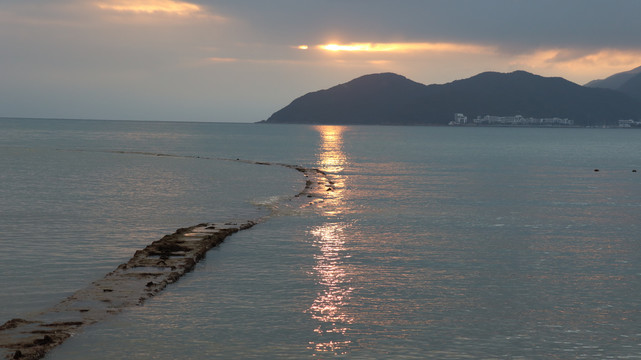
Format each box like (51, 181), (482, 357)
(2, 0), (641, 122)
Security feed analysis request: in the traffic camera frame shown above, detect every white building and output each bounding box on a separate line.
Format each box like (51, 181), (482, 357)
(449, 113), (468, 125)
(618, 119), (641, 127)
(471, 114), (573, 126)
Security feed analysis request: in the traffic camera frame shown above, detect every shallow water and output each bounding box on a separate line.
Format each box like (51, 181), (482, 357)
(0, 119), (304, 323)
(2, 119), (641, 359)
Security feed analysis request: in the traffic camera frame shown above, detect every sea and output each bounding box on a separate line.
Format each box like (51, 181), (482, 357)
(1, 118), (641, 359)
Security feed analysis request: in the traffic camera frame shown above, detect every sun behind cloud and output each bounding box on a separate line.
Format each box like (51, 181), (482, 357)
(317, 42), (493, 54)
(95, 0), (201, 15)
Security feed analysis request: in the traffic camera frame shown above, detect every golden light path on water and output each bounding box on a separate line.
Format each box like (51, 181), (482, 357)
(307, 125), (354, 354)
(315, 125), (347, 173)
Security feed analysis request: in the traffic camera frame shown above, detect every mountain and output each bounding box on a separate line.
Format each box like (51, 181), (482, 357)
(263, 71), (641, 126)
(617, 72), (641, 99)
(263, 73), (430, 125)
(585, 65), (641, 100)
(585, 65), (641, 89)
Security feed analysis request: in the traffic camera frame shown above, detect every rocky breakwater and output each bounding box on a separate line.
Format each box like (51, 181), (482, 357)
(1, 161), (334, 360)
(0, 222), (253, 360)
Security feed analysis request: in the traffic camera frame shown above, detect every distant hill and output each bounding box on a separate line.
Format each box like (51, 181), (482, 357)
(263, 71), (641, 126)
(585, 65), (641, 100)
(585, 65), (641, 89)
(262, 73), (430, 125)
(617, 72), (641, 99)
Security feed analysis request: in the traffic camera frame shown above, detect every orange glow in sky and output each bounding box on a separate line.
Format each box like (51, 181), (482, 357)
(95, 0), (201, 15)
(514, 48), (641, 69)
(208, 57), (238, 63)
(510, 48), (641, 82)
(318, 42), (492, 54)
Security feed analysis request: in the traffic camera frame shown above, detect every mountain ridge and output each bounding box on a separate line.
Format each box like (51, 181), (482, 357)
(585, 65), (641, 89)
(618, 72), (641, 100)
(585, 66), (641, 100)
(263, 70), (641, 126)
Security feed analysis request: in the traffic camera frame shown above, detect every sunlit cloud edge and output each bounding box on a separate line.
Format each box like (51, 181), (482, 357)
(95, 0), (202, 16)
(510, 47), (641, 81)
(314, 42), (495, 54)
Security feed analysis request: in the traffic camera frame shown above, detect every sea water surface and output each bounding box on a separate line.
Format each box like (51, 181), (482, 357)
(2, 119), (641, 359)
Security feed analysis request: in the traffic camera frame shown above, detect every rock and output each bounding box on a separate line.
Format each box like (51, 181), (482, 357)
(33, 335), (53, 345)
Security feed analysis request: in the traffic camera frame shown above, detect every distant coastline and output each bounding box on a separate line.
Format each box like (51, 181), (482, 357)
(448, 113), (576, 127)
(449, 113), (641, 128)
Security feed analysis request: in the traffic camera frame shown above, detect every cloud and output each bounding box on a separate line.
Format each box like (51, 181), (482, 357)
(199, 0), (641, 50)
(510, 47), (641, 83)
(92, 0), (228, 23)
(316, 42), (494, 54)
(208, 57), (238, 63)
(95, 0), (201, 15)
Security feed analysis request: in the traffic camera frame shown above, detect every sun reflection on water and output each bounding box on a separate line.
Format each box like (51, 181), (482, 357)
(307, 125), (354, 355)
(313, 125), (348, 217)
(308, 223), (354, 353)
(315, 125), (348, 174)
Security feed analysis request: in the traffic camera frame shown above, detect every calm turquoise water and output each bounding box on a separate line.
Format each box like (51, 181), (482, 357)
(2, 119), (641, 359)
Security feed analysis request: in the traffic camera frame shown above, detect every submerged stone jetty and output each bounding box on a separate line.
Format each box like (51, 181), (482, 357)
(0, 158), (333, 360)
(0, 222), (254, 359)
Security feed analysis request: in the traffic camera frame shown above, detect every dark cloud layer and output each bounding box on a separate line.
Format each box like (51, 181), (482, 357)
(203, 0), (641, 50)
